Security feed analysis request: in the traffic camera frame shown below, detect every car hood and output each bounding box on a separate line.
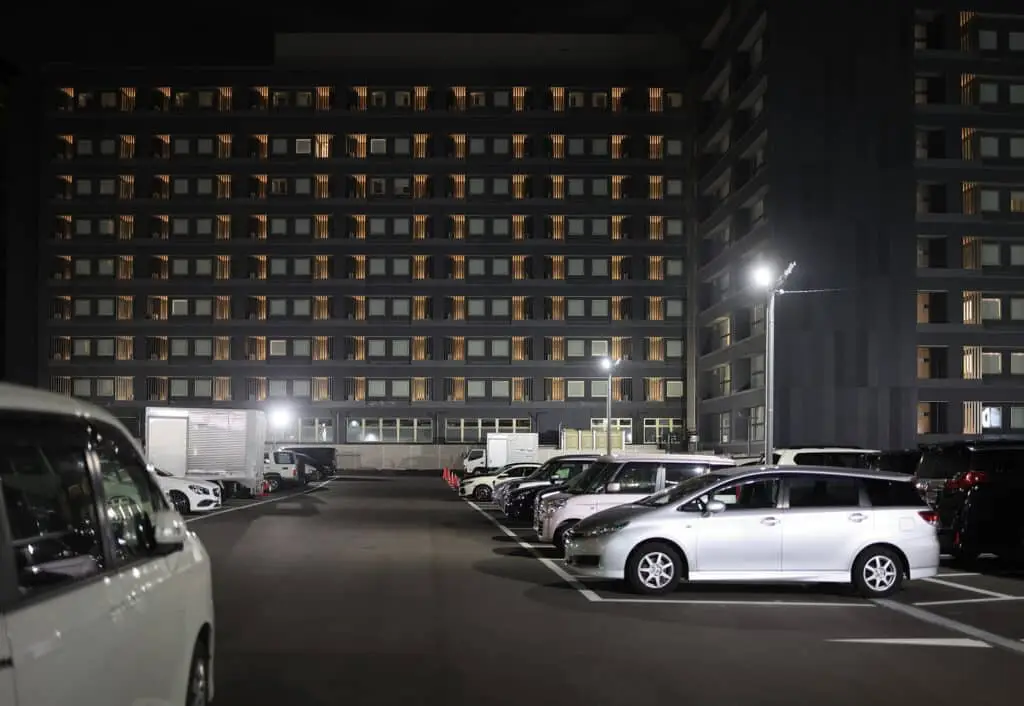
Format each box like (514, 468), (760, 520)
(511, 482), (558, 500)
(573, 504), (655, 534)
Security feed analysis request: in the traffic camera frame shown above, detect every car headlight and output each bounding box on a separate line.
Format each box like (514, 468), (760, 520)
(576, 521), (630, 538)
(542, 498), (568, 516)
(188, 484), (211, 495)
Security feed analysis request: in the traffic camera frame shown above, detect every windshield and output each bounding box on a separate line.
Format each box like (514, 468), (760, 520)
(569, 461), (617, 494)
(633, 472), (733, 507)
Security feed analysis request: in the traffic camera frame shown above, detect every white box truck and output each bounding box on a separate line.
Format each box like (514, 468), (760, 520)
(485, 432), (540, 470)
(145, 407), (267, 495)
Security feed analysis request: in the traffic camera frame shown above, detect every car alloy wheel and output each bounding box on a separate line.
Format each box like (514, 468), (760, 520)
(186, 639), (210, 706)
(852, 546), (904, 598)
(473, 485), (492, 501)
(625, 541), (683, 595)
(168, 490), (190, 514)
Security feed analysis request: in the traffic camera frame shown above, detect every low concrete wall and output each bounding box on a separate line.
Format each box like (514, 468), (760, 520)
(282, 443), (474, 471)
(279, 442), (683, 471)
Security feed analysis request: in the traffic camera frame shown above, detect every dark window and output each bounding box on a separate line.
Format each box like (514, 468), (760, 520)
(550, 461), (587, 481)
(664, 463), (715, 484)
(916, 447), (970, 480)
(787, 475), (862, 508)
(607, 462), (659, 494)
(0, 421), (105, 595)
(689, 477), (780, 511)
(92, 423), (168, 564)
(792, 452), (877, 468)
(863, 479), (927, 507)
(272, 451), (294, 465)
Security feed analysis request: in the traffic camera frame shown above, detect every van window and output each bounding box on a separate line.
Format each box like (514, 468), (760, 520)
(863, 479), (927, 507)
(787, 475), (861, 508)
(273, 452), (294, 465)
(93, 423), (169, 564)
(0, 434), (106, 595)
(916, 447), (970, 480)
(607, 462), (660, 494)
(792, 452), (877, 468)
(664, 463), (714, 484)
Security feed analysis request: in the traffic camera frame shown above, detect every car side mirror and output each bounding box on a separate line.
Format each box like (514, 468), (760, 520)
(153, 509), (187, 549)
(605, 482), (622, 494)
(704, 500), (726, 515)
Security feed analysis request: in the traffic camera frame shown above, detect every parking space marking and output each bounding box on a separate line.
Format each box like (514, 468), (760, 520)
(914, 596), (1024, 607)
(465, 500), (601, 602)
(875, 599), (1024, 655)
(595, 597), (873, 607)
(921, 577), (1016, 599)
(186, 480), (333, 523)
(828, 638), (991, 648)
(935, 572), (980, 578)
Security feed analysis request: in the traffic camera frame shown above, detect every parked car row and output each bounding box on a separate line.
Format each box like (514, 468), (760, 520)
(455, 449), (944, 599)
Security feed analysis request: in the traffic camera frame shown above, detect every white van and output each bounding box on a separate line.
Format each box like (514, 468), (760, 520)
(537, 453), (736, 551)
(0, 382), (214, 705)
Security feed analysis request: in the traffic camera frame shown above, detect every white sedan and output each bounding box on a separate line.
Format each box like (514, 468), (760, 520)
(459, 464), (538, 501)
(153, 468), (222, 514)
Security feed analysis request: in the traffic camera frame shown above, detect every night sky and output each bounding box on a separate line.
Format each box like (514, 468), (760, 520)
(1, 2), (716, 67)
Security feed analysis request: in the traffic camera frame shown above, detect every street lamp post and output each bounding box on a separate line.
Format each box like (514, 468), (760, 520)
(599, 357), (622, 454)
(751, 261), (796, 464)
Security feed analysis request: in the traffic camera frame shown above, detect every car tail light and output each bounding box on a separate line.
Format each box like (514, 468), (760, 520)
(944, 470), (989, 491)
(918, 510), (939, 526)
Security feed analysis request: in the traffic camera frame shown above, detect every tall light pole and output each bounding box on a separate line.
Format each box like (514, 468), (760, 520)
(751, 261), (796, 464)
(599, 357), (622, 454)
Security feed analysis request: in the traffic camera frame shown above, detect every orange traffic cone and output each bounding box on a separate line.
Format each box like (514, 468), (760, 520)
(443, 468), (450, 484)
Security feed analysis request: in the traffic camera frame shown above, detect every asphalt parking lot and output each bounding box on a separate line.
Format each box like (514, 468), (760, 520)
(189, 475), (1023, 706)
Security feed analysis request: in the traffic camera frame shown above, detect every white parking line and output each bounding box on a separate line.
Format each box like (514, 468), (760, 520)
(828, 638), (990, 648)
(875, 599), (1024, 656)
(921, 577), (1015, 599)
(597, 597), (872, 608)
(914, 596), (1024, 607)
(465, 500), (602, 602)
(935, 572), (980, 578)
(186, 480), (332, 523)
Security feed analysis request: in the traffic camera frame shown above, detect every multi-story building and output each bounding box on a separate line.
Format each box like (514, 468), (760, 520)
(688, 0), (1024, 453)
(24, 34), (688, 445)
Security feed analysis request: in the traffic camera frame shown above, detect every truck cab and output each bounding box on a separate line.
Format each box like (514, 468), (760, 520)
(263, 450), (304, 490)
(462, 448), (486, 474)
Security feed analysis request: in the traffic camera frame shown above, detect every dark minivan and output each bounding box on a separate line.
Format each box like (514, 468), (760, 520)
(916, 440), (1024, 562)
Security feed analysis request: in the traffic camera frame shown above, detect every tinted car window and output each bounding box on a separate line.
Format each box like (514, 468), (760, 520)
(967, 449), (1024, 478)
(0, 418), (105, 595)
(575, 461), (617, 493)
(551, 461), (589, 481)
(863, 479), (927, 507)
(787, 475), (861, 508)
(916, 447), (969, 480)
(792, 452), (877, 469)
(664, 463), (716, 484)
(272, 451), (294, 465)
(607, 462), (660, 494)
(686, 477), (780, 511)
(874, 451), (921, 474)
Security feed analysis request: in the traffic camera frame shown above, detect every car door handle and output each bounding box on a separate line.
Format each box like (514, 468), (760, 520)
(760, 517), (779, 526)
(848, 513), (868, 523)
